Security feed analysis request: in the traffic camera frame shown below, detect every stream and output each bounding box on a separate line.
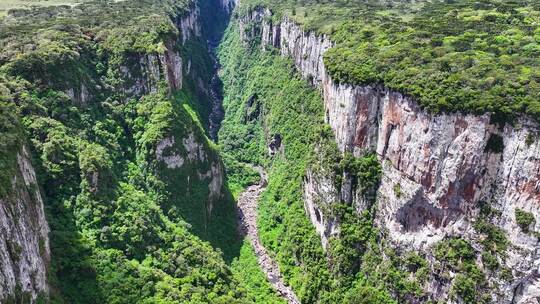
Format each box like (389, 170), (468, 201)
(236, 167), (301, 304)
(204, 8), (299, 302)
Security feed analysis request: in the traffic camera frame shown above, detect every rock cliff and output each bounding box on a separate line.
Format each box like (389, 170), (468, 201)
(0, 146), (50, 303)
(0, 3), (232, 302)
(240, 8), (540, 303)
(121, 1), (226, 217)
(219, 0), (238, 13)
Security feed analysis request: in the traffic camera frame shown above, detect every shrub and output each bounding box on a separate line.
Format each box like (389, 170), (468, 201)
(485, 134), (504, 154)
(481, 251), (499, 271)
(474, 219), (509, 253)
(525, 133), (536, 146)
(393, 183), (402, 198)
(515, 209), (536, 233)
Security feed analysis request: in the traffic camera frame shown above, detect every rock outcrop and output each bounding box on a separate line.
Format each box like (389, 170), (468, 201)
(176, 5), (202, 44)
(0, 146), (50, 303)
(156, 133), (224, 209)
(219, 0), (238, 13)
(240, 8), (540, 303)
(68, 5), (201, 103)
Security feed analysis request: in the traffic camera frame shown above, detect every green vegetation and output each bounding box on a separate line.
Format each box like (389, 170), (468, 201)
(525, 133), (537, 146)
(0, 0), (90, 18)
(219, 19), (433, 303)
(474, 219), (509, 253)
(434, 238), (489, 303)
(327, 155), (381, 282)
(231, 241), (286, 304)
(475, 202), (509, 256)
(3, 0), (537, 302)
(222, 153), (261, 198)
(393, 184), (402, 198)
(219, 23), (331, 302)
(240, 0), (540, 121)
(0, 0), (251, 302)
(515, 208), (536, 233)
(0, 98), (21, 197)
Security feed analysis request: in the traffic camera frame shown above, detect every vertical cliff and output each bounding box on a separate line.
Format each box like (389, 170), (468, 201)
(0, 1), (242, 302)
(239, 7), (540, 303)
(0, 144), (50, 303)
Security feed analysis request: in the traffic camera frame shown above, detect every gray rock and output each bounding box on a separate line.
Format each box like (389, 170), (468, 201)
(241, 8), (540, 303)
(0, 146), (50, 302)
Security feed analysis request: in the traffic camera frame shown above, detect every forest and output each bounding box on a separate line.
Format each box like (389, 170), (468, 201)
(0, 0), (252, 302)
(240, 0), (540, 120)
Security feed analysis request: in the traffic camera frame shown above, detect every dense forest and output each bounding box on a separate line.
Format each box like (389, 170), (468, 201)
(0, 0), (252, 302)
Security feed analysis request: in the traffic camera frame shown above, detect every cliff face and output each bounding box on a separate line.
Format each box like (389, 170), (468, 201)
(116, 4), (227, 224)
(219, 0), (238, 13)
(240, 8), (540, 303)
(118, 8), (201, 98)
(0, 3), (232, 302)
(0, 146), (50, 303)
(69, 2), (225, 213)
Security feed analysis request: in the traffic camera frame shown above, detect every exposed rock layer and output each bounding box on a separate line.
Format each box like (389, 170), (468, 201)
(240, 8), (540, 303)
(0, 146), (50, 302)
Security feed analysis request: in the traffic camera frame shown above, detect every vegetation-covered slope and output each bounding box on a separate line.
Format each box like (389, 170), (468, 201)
(218, 23), (416, 303)
(240, 0), (540, 121)
(0, 0), (249, 302)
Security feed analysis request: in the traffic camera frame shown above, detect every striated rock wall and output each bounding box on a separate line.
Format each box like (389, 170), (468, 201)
(219, 0), (238, 13)
(176, 5), (202, 44)
(0, 146), (50, 303)
(68, 5), (202, 103)
(240, 8), (540, 303)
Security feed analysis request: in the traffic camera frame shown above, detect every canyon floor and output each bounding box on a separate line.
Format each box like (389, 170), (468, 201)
(236, 167), (300, 304)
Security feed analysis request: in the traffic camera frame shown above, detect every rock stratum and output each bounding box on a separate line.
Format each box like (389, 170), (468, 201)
(0, 146), (50, 302)
(240, 7), (540, 303)
(0, 1), (237, 302)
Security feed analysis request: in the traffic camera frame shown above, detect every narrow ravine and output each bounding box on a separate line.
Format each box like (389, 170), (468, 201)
(207, 36), (225, 141)
(237, 167), (300, 304)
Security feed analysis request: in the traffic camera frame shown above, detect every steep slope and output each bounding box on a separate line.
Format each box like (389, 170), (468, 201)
(0, 0), (250, 302)
(2, 0), (538, 303)
(0, 103), (50, 303)
(221, 1), (540, 303)
(218, 22), (381, 303)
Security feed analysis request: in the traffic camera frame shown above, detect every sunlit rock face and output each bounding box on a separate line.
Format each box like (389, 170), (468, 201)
(0, 146), (50, 303)
(241, 8), (540, 303)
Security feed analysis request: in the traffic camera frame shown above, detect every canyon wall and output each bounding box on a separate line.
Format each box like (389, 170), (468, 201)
(76, 2), (225, 213)
(0, 3), (234, 302)
(0, 146), (50, 303)
(240, 8), (540, 303)
(219, 0), (239, 13)
(121, 1), (227, 216)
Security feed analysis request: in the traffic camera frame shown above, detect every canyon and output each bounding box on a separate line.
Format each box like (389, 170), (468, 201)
(240, 6), (540, 304)
(0, 0), (539, 303)
(237, 167), (300, 304)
